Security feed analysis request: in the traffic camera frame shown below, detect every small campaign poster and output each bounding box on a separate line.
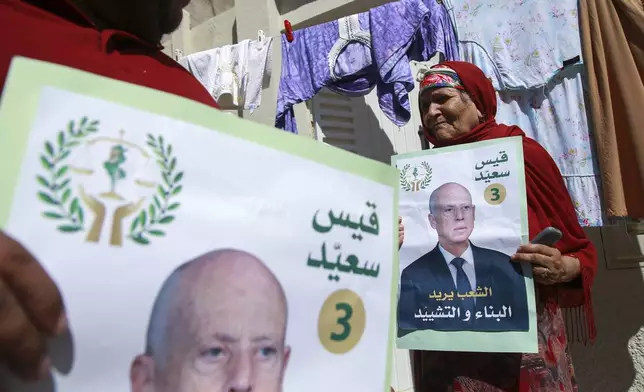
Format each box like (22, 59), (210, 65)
(393, 138), (537, 353)
(0, 58), (399, 392)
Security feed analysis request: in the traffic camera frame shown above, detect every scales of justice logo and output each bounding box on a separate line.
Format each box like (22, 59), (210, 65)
(399, 161), (433, 192)
(36, 117), (184, 246)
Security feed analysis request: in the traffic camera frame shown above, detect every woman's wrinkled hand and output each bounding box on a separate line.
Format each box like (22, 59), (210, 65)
(398, 216), (404, 250)
(0, 231), (67, 380)
(511, 243), (580, 285)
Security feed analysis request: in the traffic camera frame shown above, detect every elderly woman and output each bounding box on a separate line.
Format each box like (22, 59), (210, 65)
(398, 61), (597, 391)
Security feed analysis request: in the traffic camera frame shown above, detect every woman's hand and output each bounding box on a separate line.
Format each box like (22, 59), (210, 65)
(398, 216), (404, 250)
(511, 243), (580, 285)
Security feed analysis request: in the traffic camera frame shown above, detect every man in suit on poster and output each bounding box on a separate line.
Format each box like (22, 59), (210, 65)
(398, 182), (528, 333)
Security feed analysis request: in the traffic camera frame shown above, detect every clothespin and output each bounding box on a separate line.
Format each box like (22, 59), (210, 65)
(257, 30), (266, 44)
(283, 20), (294, 43)
(174, 49), (183, 61)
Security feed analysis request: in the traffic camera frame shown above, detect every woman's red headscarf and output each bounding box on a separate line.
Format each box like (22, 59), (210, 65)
(420, 61), (597, 342)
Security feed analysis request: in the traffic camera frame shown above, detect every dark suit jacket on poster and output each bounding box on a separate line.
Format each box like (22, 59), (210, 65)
(397, 243), (528, 334)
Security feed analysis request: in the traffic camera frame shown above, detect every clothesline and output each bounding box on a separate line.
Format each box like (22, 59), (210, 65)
(175, 2), (397, 61)
(172, 26), (311, 62)
(177, 0), (604, 230)
(178, 0), (458, 130)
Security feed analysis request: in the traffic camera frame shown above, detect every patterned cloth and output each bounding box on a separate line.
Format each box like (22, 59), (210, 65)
(419, 65), (465, 93)
(444, 0), (582, 90)
(443, 0), (603, 226)
(370, 0), (460, 126)
(414, 298), (578, 392)
(495, 65), (603, 226)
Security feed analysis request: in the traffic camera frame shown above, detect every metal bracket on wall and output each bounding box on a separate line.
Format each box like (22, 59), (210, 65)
(602, 218), (644, 270)
(627, 219), (644, 235)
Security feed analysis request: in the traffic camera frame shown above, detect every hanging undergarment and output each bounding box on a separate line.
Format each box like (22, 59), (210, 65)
(276, 12), (374, 133)
(443, 0), (583, 90)
(327, 14), (372, 91)
(275, 0), (458, 133)
(179, 37), (273, 112)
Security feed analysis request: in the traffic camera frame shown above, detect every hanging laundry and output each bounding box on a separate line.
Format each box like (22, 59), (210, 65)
(441, 0), (603, 226)
(495, 64), (603, 226)
(443, 0), (582, 90)
(179, 37), (273, 112)
(371, 0), (460, 125)
(275, 0), (458, 133)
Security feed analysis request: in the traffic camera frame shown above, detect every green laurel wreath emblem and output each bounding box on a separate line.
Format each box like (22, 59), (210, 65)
(36, 117), (99, 233)
(127, 134), (184, 245)
(399, 164), (413, 192)
(419, 161), (433, 189)
(398, 161), (433, 192)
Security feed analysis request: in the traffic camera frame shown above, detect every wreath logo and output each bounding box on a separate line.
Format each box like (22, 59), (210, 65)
(399, 161), (433, 192)
(36, 117), (183, 246)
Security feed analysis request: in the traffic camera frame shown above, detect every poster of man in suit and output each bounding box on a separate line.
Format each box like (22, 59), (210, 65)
(397, 182), (527, 332)
(393, 137), (536, 353)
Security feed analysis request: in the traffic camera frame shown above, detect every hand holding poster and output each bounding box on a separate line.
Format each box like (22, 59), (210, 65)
(0, 58), (399, 392)
(393, 138), (537, 353)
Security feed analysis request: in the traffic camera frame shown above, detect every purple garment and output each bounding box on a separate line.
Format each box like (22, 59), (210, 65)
(275, 0), (459, 133)
(371, 0), (460, 125)
(276, 13), (373, 133)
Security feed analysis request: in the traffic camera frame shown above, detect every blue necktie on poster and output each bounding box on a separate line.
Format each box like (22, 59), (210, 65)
(452, 257), (474, 321)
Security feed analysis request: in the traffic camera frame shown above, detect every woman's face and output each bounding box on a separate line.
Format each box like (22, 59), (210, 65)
(420, 87), (482, 142)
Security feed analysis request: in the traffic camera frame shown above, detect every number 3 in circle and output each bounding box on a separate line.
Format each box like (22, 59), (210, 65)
(484, 183), (507, 205)
(318, 289), (366, 354)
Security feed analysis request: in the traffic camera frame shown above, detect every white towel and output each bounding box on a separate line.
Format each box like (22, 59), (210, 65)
(179, 37), (273, 112)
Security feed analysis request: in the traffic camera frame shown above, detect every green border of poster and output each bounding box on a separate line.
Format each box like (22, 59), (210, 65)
(392, 137), (538, 354)
(0, 57), (400, 392)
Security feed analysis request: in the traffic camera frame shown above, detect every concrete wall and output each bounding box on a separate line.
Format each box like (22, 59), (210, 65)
(184, 0), (234, 27)
(571, 227), (644, 392)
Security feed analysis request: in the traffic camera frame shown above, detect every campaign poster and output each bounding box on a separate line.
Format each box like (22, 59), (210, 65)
(0, 58), (399, 392)
(393, 138), (537, 353)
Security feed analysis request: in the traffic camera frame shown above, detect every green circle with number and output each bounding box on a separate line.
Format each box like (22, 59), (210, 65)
(317, 289), (366, 354)
(484, 183), (507, 205)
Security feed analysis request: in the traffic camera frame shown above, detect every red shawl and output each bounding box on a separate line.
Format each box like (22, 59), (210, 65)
(422, 61), (597, 343)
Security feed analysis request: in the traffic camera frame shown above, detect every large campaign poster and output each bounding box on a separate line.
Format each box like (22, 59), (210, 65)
(393, 139), (537, 353)
(0, 58), (399, 392)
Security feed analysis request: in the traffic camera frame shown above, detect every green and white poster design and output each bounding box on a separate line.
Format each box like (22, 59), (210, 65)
(0, 57), (399, 392)
(393, 138), (537, 353)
